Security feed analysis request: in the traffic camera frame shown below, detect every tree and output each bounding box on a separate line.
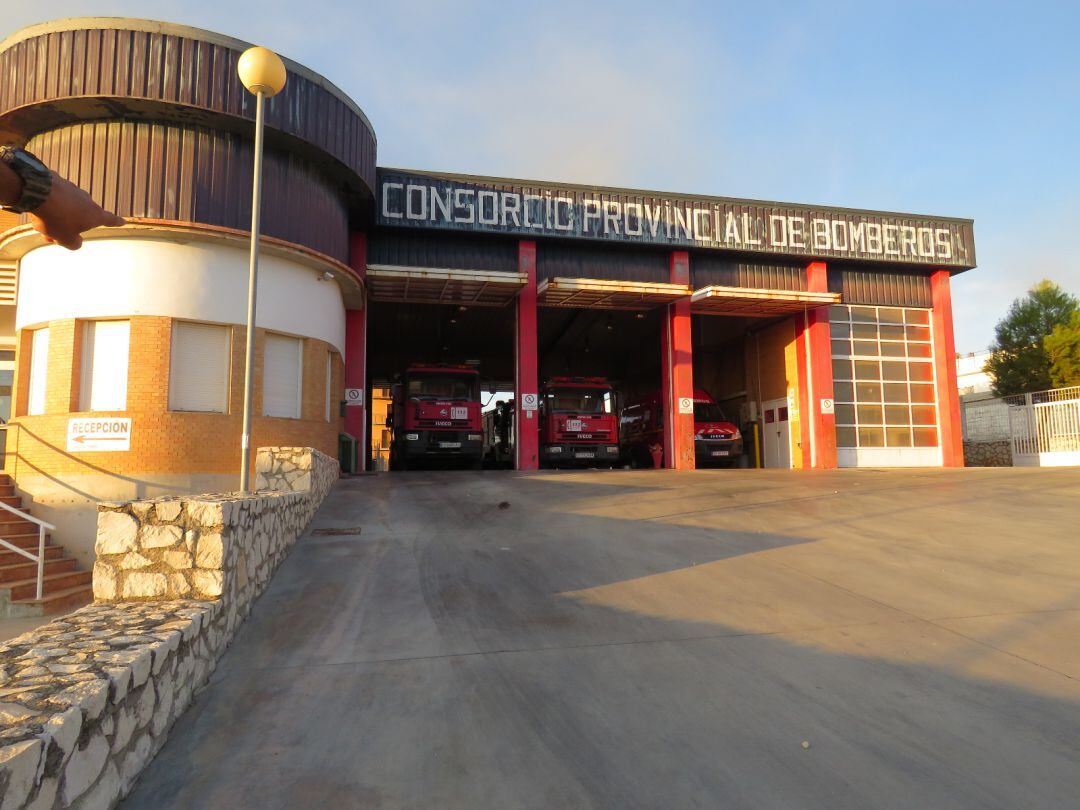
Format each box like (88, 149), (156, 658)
(985, 280), (1078, 397)
(1045, 311), (1080, 388)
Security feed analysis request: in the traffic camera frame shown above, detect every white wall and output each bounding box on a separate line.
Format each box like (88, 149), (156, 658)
(16, 238), (346, 353)
(956, 350), (993, 396)
(837, 447), (944, 468)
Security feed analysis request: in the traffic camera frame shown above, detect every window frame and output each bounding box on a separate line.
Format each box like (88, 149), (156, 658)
(829, 304), (939, 450)
(262, 332), (304, 420)
(79, 319), (131, 412)
(168, 321), (231, 414)
(27, 327), (50, 416)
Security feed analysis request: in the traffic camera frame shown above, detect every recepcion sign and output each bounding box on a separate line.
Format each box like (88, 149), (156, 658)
(378, 170), (975, 269)
(67, 417), (132, 452)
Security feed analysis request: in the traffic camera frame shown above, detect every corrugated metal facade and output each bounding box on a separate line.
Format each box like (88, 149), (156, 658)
(537, 241), (668, 283)
(378, 168), (977, 270)
(368, 229), (518, 272)
(691, 254), (806, 291)
(828, 267), (933, 308)
(0, 24), (376, 195)
(26, 121), (350, 261)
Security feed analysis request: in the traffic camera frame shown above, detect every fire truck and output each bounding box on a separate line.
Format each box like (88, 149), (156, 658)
(620, 389), (742, 468)
(540, 377), (621, 468)
(387, 364), (484, 470)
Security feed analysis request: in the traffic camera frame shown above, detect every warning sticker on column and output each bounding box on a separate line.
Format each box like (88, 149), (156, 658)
(67, 417), (132, 452)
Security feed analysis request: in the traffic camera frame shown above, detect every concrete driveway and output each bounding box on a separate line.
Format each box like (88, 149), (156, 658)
(125, 467), (1080, 809)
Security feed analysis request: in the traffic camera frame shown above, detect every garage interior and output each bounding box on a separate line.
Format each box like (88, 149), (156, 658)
(359, 229), (842, 471)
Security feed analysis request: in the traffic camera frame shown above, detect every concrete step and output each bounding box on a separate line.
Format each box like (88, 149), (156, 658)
(0, 484), (16, 497)
(0, 533), (52, 551)
(0, 544), (62, 567)
(0, 556), (76, 583)
(0, 519), (39, 535)
(5, 569), (92, 601)
(0, 496), (25, 508)
(7, 584), (93, 617)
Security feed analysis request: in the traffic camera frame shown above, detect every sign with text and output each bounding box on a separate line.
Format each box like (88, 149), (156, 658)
(344, 388), (364, 406)
(67, 417), (132, 452)
(378, 170), (976, 269)
(520, 393), (539, 411)
(678, 397), (695, 415)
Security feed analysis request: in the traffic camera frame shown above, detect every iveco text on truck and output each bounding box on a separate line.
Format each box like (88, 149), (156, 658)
(387, 365), (483, 469)
(620, 389), (742, 468)
(540, 377), (620, 467)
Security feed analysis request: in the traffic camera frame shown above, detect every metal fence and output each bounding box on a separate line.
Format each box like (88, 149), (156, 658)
(1005, 385), (1080, 466)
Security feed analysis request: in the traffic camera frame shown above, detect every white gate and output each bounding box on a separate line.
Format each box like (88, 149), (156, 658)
(1008, 386), (1080, 467)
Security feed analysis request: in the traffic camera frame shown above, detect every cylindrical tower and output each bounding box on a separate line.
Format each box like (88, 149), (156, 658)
(0, 18), (375, 563)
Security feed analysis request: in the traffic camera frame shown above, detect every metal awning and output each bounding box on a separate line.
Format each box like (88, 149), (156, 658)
(690, 285), (840, 317)
(537, 277), (692, 310)
(366, 265), (526, 306)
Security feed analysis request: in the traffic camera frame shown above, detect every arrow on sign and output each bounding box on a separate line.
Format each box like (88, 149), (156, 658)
(71, 434), (127, 444)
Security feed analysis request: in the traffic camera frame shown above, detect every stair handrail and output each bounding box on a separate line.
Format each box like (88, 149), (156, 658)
(0, 499), (56, 601)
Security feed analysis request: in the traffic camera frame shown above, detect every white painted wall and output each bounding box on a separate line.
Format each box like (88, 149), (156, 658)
(16, 238), (346, 353)
(837, 447), (943, 468)
(957, 350), (993, 396)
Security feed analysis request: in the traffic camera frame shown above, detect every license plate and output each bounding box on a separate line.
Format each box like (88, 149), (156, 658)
(711, 450), (730, 457)
(574, 451), (595, 459)
(566, 419), (583, 432)
(451, 407), (468, 420)
(439, 442), (461, 449)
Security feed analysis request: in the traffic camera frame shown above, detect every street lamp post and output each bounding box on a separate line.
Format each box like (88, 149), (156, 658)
(237, 46), (287, 492)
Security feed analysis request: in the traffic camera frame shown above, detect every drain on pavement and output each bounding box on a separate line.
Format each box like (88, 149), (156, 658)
(311, 527), (363, 536)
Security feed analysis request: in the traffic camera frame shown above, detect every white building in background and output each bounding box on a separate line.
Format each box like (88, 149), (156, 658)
(957, 350), (993, 398)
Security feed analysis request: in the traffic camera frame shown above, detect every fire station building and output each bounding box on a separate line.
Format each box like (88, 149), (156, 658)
(0, 18), (976, 558)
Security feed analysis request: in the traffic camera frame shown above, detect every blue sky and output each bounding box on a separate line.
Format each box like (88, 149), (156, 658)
(10, 1), (1079, 352)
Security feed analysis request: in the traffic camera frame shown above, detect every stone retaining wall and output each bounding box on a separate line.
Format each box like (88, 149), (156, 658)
(963, 440), (1013, 467)
(0, 447), (338, 809)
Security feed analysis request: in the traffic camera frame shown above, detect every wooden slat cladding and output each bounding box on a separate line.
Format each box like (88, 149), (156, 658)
(27, 121), (349, 261)
(0, 24), (376, 197)
(692, 254), (806, 291)
(368, 229), (518, 273)
(536, 241), (668, 283)
(828, 267), (932, 308)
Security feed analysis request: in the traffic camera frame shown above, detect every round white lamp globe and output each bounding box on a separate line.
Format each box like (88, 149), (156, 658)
(238, 46), (287, 96)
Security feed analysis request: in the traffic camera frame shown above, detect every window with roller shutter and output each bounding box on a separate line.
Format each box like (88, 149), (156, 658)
(80, 320), (130, 412)
(169, 322), (230, 413)
(263, 333), (303, 419)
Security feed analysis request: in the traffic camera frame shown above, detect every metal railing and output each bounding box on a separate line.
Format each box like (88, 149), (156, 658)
(1007, 386), (1080, 460)
(0, 499), (55, 601)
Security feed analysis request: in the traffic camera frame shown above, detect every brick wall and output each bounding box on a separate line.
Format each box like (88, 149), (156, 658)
(7, 315), (345, 480)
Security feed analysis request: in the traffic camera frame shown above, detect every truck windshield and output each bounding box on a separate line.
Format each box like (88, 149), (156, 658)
(693, 402), (727, 422)
(406, 375), (476, 400)
(548, 389), (612, 414)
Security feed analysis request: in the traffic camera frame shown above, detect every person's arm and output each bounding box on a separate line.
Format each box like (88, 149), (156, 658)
(0, 156), (124, 250)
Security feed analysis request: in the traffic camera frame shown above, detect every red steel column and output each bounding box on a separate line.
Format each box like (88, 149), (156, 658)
(662, 251), (695, 470)
(515, 240), (539, 470)
(803, 261), (837, 469)
(930, 269), (964, 467)
(345, 232), (368, 472)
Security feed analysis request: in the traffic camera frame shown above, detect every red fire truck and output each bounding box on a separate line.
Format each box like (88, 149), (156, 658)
(387, 364), (484, 470)
(540, 377), (621, 467)
(620, 389), (742, 468)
